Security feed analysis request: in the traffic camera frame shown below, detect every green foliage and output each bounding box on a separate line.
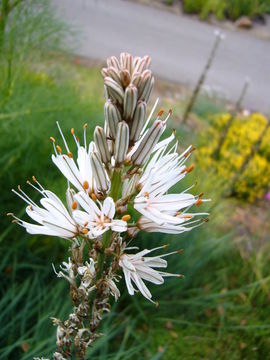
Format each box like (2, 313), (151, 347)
(183, 0), (270, 20)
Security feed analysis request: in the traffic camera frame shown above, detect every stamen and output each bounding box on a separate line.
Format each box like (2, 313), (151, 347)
(67, 151), (73, 158)
(81, 228), (89, 234)
(50, 136), (55, 143)
(56, 121), (70, 153)
(91, 193), (97, 201)
(122, 214), (131, 222)
(144, 191), (149, 198)
(84, 221), (89, 227)
(83, 181), (89, 190)
(183, 215), (193, 219)
(72, 201), (78, 210)
(157, 109), (164, 117)
(83, 123), (87, 149)
(184, 146), (196, 158)
(196, 198), (203, 206)
(56, 145), (62, 154)
(181, 164), (194, 174)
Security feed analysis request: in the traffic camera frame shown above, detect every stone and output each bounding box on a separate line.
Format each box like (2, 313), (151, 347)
(235, 16), (253, 29)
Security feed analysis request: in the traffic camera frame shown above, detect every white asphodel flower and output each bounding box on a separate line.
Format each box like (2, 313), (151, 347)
(9, 179), (78, 238)
(134, 133), (209, 229)
(51, 122), (98, 195)
(78, 258), (96, 291)
(73, 192), (127, 238)
(119, 246), (182, 303)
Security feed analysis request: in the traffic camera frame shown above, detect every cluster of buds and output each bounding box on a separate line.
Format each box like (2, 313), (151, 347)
(9, 53), (209, 359)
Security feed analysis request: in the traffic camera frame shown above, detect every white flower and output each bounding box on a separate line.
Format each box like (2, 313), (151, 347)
(119, 246), (181, 303)
(9, 181), (78, 238)
(73, 192), (127, 238)
(78, 258), (96, 290)
(51, 122), (98, 194)
(52, 258), (76, 286)
(134, 134), (209, 229)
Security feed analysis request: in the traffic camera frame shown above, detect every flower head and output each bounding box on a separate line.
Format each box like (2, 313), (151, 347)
(73, 192), (127, 238)
(9, 180), (78, 238)
(119, 246), (182, 303)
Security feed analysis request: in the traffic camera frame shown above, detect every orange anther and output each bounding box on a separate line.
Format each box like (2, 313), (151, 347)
(50, 136), (55, 143)
(91, 193), (97, 201)
(122, 214), (131, 222)
(82, 228), (89, 234)
(84, 221), (89, 227)
(186, 164), (194, 173)
(67, 151), (73, 158)
(72, 201), (77, 210)
(56, 145), (62, 153)
(32, 176), (37, 182)
(196, 198), (203, 206)
(183, 215), (193, 219)
(144, 192), (149, 198)
(157, 109), (164, 117)
(29, 205), (33, 211)
(83, 181), (89, 190)
(83, 123), (87, 129)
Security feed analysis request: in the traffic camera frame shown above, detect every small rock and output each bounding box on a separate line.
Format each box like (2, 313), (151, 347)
(235, 16), (253, 29)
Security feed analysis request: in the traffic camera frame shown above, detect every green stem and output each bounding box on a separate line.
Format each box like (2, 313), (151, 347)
(96, 167), (122, 279)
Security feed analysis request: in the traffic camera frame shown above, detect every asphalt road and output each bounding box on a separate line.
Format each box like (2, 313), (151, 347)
(52, 0), (270, 113)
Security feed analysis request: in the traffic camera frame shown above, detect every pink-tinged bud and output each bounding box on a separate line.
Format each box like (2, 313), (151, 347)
(104, 77), (124, 104)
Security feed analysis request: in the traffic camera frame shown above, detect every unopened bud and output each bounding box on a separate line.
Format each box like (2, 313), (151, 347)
(90, 152), (110, 193)
(138, 70), (153, 102)
(131, 120), (166, 166)
(120, 69), (131, 87)
(94, 126), (111, 164)
(123, 84), (138, 120)
(120, 52), (132, 73)
(130, 101), (146, 141)
(107, 55), (121, 70)
(104, 77), (124, 104)
(114, 121), (129, 165)
(107, 66), (122, 85)
(104, 100), (121, 139)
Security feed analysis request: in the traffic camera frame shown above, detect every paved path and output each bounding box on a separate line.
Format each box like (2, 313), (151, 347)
(52, 0), (270, 113)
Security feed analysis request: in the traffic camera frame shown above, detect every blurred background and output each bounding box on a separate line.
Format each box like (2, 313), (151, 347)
(0, 0), (270, 359)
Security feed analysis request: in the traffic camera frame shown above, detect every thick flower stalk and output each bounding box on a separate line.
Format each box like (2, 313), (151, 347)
(9, 53), (209, 360)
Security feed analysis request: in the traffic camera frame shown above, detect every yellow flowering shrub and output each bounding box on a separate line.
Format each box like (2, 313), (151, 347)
(196, 112), (270, 202)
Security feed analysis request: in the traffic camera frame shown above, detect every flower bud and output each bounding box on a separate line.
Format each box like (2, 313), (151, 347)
(90, 152), (110, 193)
(120, 69), (131, 87)
(138, 70), (153, 102)
(130, 101), (146, 141)
(131, 72), (141, 88)
(131, 120), (165, 166)
(144, 77), (154, 103)
(123, 84), (137, 120)
(120, 52), (133, 73)
(107, 66), (122, 85)
(104, 100), (121, 139)
(107, 55), (121, 70)
(94, 126), (111, 164)
(104, 77), (124, 104)
(114, 121), (129, 165)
